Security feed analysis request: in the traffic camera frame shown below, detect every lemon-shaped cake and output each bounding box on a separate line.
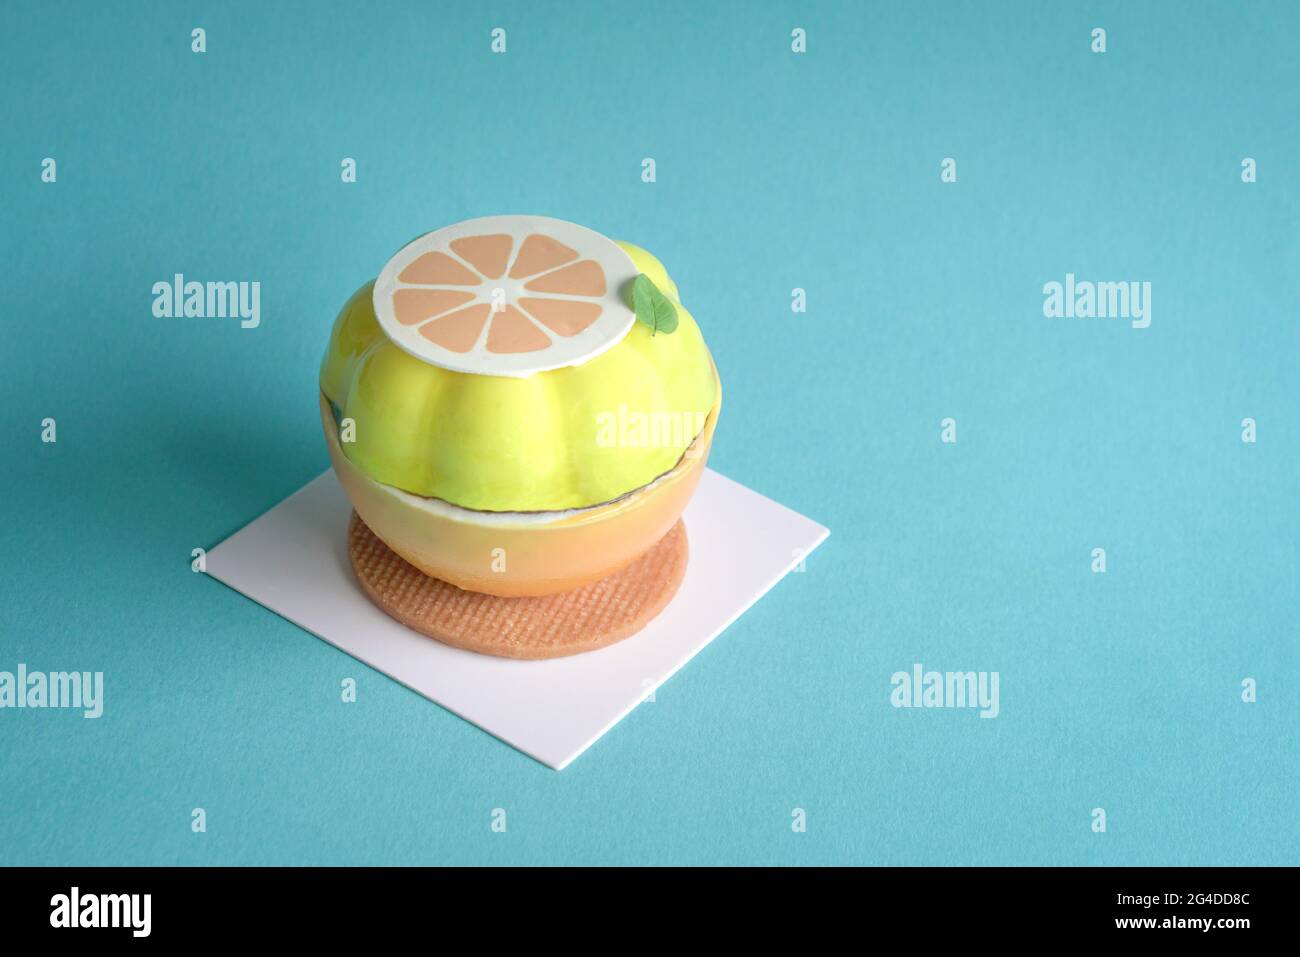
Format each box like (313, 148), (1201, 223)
(320, 215), (721, 596)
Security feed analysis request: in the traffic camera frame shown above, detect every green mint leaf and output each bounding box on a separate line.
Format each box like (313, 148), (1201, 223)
(632, 274), (678, 336)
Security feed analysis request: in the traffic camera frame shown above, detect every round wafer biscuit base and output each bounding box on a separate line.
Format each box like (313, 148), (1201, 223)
(348, 512), (688, 659)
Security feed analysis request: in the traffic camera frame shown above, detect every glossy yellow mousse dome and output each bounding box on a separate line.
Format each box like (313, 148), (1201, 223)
(319, 240), (719, 513)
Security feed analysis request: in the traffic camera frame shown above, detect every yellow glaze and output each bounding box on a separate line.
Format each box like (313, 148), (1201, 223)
(320, 241), (718, 512)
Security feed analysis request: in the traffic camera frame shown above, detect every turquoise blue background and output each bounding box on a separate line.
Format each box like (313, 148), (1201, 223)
(2, 1), (1296, 865)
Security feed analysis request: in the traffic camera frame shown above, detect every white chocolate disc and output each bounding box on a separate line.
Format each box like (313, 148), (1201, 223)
(373, 215), (639, 378)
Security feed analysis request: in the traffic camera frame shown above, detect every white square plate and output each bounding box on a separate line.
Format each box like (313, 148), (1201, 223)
(205, 469), (828, 769)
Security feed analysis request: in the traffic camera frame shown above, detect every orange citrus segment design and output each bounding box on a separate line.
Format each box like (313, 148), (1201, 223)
(509, 234), (579, 278)
(486, 306), (552, 354)
(373, 215), (639, 377)
(524, 260), (607, 296)
(418, 303), (491, 353)
(393, 288), (477, 325)
(450, 234), (513, 279)
(399, 251), (482, 285)
(518, 297), (603, 336)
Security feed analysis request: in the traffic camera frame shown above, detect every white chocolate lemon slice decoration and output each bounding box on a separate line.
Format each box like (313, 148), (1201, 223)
(373, 215), (640, 378)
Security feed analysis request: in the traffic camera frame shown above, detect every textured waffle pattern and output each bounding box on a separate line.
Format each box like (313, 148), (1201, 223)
(348, 512), (688, 660)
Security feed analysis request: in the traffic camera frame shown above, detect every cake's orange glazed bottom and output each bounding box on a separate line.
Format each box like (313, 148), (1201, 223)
(349, 511), (688, 658)
(321, 389), (718, 597)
